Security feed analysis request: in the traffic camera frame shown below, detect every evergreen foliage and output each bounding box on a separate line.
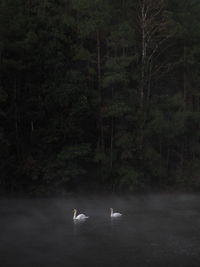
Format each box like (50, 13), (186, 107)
(0, 0), (200, 193)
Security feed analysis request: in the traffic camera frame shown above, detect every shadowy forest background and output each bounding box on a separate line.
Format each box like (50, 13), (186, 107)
(1, 0), (200, 194)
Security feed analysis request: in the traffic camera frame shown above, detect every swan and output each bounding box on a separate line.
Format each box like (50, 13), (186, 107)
(110, 208), (122, 218)
(73, 209), (89, 220)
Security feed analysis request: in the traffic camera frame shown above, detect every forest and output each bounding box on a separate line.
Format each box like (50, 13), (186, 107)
(0, 0), (200, 194)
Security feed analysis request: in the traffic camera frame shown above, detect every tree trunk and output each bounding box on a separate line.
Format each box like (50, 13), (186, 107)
(97, 29), (104, 154)
(183, 44), (187, 110)
(140, 0), (145, 110)
(14, 78), (20, 160)
(166, 140), (170, 176)
(110, 116), (114, 170)
(110, 84), (114, 171)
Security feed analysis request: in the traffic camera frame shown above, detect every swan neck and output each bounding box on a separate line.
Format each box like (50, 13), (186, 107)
(111, 208), (113, 216)
(73, 210), (77, 219)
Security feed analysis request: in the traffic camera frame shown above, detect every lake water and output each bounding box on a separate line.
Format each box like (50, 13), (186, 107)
(0, 194), (200, 267)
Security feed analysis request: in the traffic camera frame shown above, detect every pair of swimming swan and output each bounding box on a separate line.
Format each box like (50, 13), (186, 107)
(73, 208), (122, 220)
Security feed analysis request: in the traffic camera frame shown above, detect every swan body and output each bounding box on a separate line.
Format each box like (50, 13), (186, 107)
(73, 209), (89, 220)
(110, 208), (122, 218)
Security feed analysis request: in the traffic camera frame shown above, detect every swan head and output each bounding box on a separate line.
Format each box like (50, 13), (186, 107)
(73, 209), (77, 213)
(110, 208), (113, 211)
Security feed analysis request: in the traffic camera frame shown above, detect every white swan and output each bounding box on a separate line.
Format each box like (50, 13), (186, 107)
(73, 209), (89, 220)
(110, 208), (122, 218)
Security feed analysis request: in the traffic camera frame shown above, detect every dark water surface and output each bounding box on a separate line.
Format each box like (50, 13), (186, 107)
(0, 194), (200, 267)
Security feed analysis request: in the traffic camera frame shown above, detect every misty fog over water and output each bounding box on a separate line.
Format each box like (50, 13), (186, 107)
(0, 194), (200, 267)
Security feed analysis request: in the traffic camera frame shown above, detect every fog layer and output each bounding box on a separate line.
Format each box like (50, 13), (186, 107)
(0, 194), (200, 267)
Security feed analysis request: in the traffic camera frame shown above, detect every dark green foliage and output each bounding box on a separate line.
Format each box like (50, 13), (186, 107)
(1, 0), (200, 194)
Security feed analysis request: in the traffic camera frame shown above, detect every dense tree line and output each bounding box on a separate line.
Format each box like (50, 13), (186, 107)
(0, 0), (200, 194)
